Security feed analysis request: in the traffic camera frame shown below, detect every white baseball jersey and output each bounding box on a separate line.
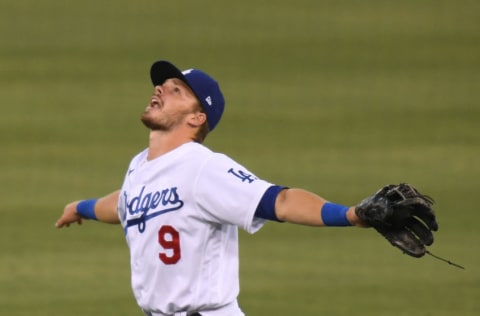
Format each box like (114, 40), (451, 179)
(117, 142), (273, 315)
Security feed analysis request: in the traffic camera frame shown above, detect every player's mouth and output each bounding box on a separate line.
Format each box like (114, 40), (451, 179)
(148, 96), (162, 109)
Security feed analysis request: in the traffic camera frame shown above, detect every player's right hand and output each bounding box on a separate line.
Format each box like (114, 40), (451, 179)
(55, 201), (83, 228)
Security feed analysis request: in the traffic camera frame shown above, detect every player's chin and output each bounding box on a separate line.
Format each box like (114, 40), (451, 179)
(140, 116), (167, 131)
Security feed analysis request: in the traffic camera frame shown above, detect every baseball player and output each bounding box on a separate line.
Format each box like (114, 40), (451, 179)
(55, 60), (438, 315)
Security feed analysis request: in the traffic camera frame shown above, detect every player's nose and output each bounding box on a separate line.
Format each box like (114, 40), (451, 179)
(154, 85), (164, 95)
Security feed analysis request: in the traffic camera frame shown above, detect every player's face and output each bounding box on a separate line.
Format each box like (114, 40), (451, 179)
(141, 78), (200, 131)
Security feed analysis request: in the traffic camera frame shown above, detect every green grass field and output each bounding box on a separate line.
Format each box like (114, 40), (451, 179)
(1, 0), (479, 315)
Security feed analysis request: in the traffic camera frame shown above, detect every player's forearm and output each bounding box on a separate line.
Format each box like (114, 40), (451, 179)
(56, 190), (121, 228)
(94, 190), (121, 224)
(274, 188), (327, 226)
(274, 188), (364, 227)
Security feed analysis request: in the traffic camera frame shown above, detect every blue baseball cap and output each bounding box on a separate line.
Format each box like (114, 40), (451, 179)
(150, 60), (225, 131)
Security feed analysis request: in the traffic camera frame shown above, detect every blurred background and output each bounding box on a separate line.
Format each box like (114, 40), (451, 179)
(1, 0), (478, 315)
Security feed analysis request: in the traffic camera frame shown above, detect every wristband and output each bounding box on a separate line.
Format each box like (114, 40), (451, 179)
(76, 199), (98, 220)
(321, 202), (351, 226)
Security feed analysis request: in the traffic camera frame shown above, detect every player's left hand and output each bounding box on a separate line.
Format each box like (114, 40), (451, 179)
(55, 201), (83, 228)
(355, 183), (438, 258)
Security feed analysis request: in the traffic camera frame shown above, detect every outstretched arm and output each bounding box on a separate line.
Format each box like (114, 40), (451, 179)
(55, 190), (121, 228)
(274, 188), (366, 227)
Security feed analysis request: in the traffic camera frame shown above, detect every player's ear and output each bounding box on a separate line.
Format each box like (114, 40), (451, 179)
(188, 112), (207, 128)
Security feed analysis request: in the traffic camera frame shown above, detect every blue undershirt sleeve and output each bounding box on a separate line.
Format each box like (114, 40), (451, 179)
(254, 185), (287, 222)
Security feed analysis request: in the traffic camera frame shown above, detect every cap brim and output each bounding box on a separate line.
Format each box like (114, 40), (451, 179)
(150, 60), (189, 87)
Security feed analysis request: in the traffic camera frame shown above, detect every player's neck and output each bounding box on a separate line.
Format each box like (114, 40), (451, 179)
(146, 129), (194, 161)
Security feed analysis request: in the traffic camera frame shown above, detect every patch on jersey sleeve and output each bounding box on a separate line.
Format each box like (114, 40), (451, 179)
(227, 168), (258, 183)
